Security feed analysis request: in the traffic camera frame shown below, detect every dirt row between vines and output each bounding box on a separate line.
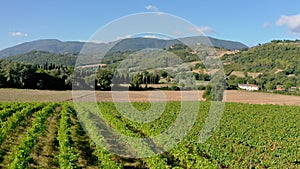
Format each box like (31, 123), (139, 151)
(0, 89), (299, 106)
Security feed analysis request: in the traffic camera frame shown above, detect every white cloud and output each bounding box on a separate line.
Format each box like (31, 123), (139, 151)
(116, 34), (132, 40)
(191, 26), (215, 34)
(145, 5), (159, 12)
(276, 14), (300, 34)
(79, 40), (105, 44)
(143, 35), (159, 39)
(263, 22), (271, 28)
(142, 35), (170, 40)
(10, 31), (28, 37)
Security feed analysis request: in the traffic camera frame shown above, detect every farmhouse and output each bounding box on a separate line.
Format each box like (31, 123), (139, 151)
(238, 84), (259, 91)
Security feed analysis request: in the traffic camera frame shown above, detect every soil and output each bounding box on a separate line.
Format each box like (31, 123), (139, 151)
(0, 89), (299, 106)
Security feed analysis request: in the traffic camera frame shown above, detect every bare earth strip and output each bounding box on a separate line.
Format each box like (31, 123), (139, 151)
(0, 89), (72, 102)
(224, 90), (300, 105)
(0, 89), (299, 105)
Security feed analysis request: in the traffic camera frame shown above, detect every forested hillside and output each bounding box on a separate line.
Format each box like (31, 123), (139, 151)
(7, 51), (77, 66)
(222, 40), (300, 91)
(223, 40), (300, 73)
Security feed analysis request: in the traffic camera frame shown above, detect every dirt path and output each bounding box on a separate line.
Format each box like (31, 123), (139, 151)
(69, 111), (98, 169)
(29, 111), (60, 169)
(0, 89), (299, 106)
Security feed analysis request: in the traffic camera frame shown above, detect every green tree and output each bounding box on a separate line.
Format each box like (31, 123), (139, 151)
(130, 73), (143, 90)
(96, 69), (113, 90)
(265, 81), (275, 90)
(203, 85), (212, 100)
(4, 62), (36, 88)
(160, 70), (168, 78)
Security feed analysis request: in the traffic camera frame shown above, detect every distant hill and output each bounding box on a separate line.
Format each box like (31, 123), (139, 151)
(175, 36), (247, 50)
(0, 36), (248, 58)
(0, 39), (81, 58)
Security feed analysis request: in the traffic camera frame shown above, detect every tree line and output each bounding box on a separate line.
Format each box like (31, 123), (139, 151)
(0, 59), (73, 90)
(0, 60), (176, 90)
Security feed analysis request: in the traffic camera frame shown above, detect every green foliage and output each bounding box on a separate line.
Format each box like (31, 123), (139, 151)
(9, 103), (57, 169)
(226, 75), (256, 90)
(57, 103), (79, 169)
(97, 101), (300, 168)
(193, 72), (210, 81)
(7, 50), (76, 66)
(92, 143), (121, 169)
(0, 103), (44, 145)
(160, 70), (168, 78)
(0, 103), (28, 123)
(96, 68), (113, 90)
(129, 71), (160, 90)
(223, 41), (300, 73)
(0, 60), (36, 88)
(203, 85), (212, 100)
(0, 102), (299, 168)
(130, 73), (143, 89)
(74, 102), (122, 168)
(0, 59), (73, 90)
(166, 44), (200, 62)
(223, 40), (300, 91)
(194, 62), (205, 69)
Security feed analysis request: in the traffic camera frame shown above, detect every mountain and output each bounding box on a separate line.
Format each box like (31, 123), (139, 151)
(0, 37), (248, 58)
(0, 39), (108, 58)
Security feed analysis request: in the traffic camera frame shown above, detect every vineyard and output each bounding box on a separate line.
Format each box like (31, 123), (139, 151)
(0, 101), (299, 168)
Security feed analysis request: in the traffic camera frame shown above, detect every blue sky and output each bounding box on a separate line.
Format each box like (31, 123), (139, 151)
(1, 0), (300, 50)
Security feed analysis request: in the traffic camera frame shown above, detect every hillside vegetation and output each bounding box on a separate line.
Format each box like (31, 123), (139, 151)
(223, 40), (300, 73)
(222, 40), (300, 90)
(7, 50), (77, 66)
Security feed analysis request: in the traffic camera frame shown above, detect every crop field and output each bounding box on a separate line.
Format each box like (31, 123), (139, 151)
(0, 101), (299, 168)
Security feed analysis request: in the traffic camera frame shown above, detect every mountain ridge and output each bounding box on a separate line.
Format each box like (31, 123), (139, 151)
(0, 36), (248, 58)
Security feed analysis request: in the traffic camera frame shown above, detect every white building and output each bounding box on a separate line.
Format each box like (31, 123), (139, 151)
(238, 84), (259, 91)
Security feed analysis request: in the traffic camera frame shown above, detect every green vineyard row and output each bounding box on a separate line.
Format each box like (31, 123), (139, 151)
(0, 101), (299, 168)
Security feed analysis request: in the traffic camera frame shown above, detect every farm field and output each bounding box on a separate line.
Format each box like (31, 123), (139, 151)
(0, 89), (300, 105)
(0, 101), (299, 168)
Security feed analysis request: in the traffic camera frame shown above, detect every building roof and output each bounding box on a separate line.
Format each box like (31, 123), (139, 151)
(238, 84), (259, 87)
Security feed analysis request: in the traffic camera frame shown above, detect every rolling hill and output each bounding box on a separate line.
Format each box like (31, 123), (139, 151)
(222, 40), (300, 90)
(222, 40), (300, 74)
